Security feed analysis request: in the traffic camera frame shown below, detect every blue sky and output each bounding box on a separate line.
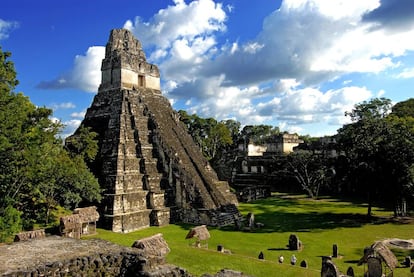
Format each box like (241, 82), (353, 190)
(1, 0), (414, 138)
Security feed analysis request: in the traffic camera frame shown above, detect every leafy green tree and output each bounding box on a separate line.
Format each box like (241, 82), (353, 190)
(240, 125), (280, 145)
(381, 114), (414, 215)
(178, 110), (233, 161)
(178, 110), (208, 149)
(0, 47), (18, 92)
(337, 98), (414, 216)
(222, 119), (241, 145)
(204, 122), (233, 160)
(65, 125), (99, 162)
(0, 205), (21, 242)
(391, 98), (414, 118)
(285, 151), (329, 199)
(0, 47), (101, 237)
(345, 97), (392, 121)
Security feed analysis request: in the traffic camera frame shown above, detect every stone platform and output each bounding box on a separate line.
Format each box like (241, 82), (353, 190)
(0, 236), (188, 276)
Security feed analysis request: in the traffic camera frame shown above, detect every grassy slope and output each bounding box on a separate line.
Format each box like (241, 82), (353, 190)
(90, 193), (414, 277)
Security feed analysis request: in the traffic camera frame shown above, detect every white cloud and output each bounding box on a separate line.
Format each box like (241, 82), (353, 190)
(197, 0), (414, 89)
(0, 19), (18, 40)
(310, 24), (413, 73)
(37, 46), (104, 92)
(124, 0), (226, 85)
(51, 102), (76, 110)
(61, 119), (82, 139)
(256, 85), (373, 127)
(70, 111), (86, 118)
(150, 0), (412, 135)
(243, 42), (264, 54)
(395, 68), (414, 79)
(124, 0), (226, 50)
(60, 110), (88, 137)
(37, 0), (414, 136)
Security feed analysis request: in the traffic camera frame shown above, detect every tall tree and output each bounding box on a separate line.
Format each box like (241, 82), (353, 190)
(0, 47), (18, 92)
(178, 110), (233, 161)
(284, 151), (329, 199)
(65, 125), (99, 162)
(241, 125), (280, 145)
(337, 98), (414, 216)
(222, 119), (241, 145)
(0, 47), (101, 237)
(204, 122), (233, 161)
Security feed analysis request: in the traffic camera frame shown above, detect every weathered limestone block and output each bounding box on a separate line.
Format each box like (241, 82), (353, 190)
(13, 229), (45, 242)
(132, 233), (170, 258)
(321, 256), (341, 277)
(288, 234), (303, 250)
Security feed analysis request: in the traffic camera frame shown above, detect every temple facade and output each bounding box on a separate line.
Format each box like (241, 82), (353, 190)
(67, 29), (239, 232)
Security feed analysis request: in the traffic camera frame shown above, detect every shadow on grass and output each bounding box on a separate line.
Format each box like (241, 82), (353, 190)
(174, 195), (409, 234)
(220, 195), (401, 233)
(267, 247), (292, 251)
(249, 212), (381, 233)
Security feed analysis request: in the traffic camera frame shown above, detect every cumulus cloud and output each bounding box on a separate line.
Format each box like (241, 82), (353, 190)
(124, 0), (226, 85)
(150, 0), (412, 134)
(124, 0), (226, 50)
(60, 109), (87, 138)
(261, 85), (373, 125)
(394, 68), (414, 79)
(0, 19), (18, 40)
(60, 119), (82, 139)
(70, 110), (86, 118)
(37, 46), (104, 92)
(39, 0), (414, 135)
(199, 0), (414, 88)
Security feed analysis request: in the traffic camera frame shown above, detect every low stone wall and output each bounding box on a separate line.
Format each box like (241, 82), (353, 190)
(13, 229), (46, 242)
(0, 236), (189, 277)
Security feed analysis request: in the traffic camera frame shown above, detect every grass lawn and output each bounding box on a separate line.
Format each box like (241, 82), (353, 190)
(89, 193), (414, 276)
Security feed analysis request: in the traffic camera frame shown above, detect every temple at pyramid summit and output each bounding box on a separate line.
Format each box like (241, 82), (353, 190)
(67, 29), (239, 232)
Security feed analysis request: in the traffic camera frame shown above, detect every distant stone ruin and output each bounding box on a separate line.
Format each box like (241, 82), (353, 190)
(66, 29), (239, 232)
(60, 206), (100, 239)
(358, 241), (398, 277)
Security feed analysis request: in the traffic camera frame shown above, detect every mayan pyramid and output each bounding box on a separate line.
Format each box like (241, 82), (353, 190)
(67, 29), (239, 232)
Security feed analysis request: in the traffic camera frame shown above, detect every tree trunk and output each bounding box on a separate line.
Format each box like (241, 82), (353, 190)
(367, 192), (372, 217)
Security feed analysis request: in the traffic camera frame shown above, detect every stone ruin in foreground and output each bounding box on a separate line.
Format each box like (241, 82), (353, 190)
(66, 29), (239, 232)
(0, 235), (251, 277)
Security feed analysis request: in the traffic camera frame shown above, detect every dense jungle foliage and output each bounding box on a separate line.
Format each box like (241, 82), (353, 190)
(0, 47), (101, 241)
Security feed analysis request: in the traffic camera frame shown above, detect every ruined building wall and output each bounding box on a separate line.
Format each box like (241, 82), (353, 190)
(68, 29), (238, 232)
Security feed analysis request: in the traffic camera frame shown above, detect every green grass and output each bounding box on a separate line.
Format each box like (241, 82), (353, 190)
(88, 193), (414, 277)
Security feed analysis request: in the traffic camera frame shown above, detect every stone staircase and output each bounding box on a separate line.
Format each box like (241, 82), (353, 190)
(126, 90), (170, 226)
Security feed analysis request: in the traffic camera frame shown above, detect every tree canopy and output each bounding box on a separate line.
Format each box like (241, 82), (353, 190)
(0, 47), (101, 240)
(337, 98), (414, 216)
(178, 110), (233, 161)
